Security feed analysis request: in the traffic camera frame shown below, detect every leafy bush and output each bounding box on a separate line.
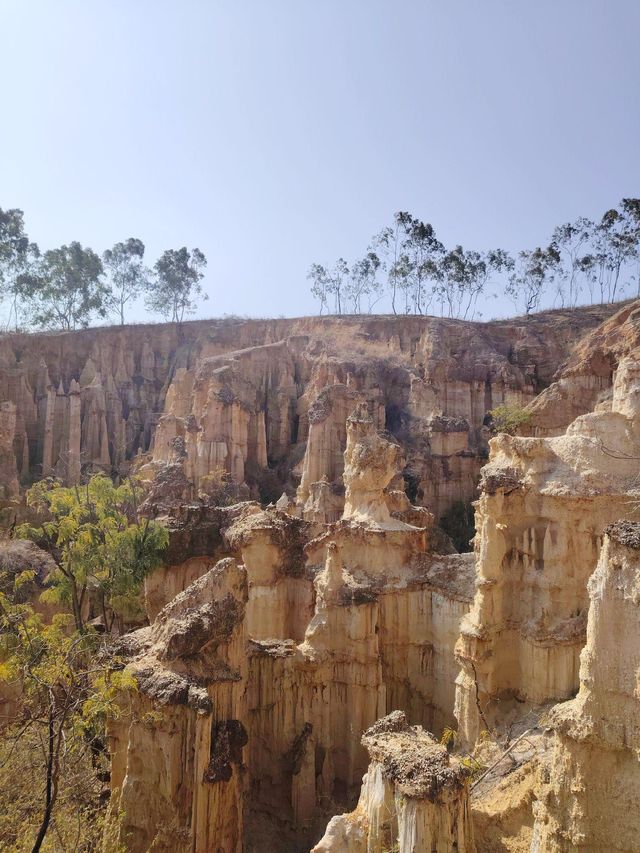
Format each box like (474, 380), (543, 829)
(0, 573), (135, 851)
(487, 404), (531, 436)
(16, 474), (168, 633)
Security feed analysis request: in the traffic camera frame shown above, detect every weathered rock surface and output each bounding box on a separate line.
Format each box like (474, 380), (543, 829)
(108, 411), (476, 851)
(530, 521), (640, 852)
(525, 300), (640, 436)
(108, 558), (249, 853)
(312, 711), (475, 853)
(7, 304), (638, 852)
(0, 305), (619, 518)
(454, 356), (640, 747)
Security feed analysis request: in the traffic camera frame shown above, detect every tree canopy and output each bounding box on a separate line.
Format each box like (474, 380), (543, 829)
(0, 569), (136, 851)
(0, 208), (211, 329)
(16, 242), (109, 330)
(309, 198), (640, 318)
(17, 474), (168, 633)
(0, 207), (40, 329)
(145, 247), (207, 322)
(103, 237), (150, 325)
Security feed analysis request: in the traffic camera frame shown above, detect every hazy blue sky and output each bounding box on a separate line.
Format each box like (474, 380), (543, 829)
(1, 1), (639, 321)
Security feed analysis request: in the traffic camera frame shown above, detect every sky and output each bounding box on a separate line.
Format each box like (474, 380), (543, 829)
(1, 0), (639, 322)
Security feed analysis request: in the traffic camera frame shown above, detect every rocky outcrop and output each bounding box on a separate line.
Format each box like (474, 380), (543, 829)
(530, 521), (640, 852)
(0, 401), (19, 497)
(312, 711), (475, 853)
(525, 300), (640, 437)
(454, 356), (640, 748)
(109, 410), (476, 851)
(341, 403), (403, 525)
(108, 558), (249, 853)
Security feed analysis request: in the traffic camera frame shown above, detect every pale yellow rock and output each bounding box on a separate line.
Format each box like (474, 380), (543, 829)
(454, 364), (640, 747)
(312, 711), (475, 853)
(342, 403), (405, 527)
(531, 521), (640, 852)
(108, 558), (249, 853)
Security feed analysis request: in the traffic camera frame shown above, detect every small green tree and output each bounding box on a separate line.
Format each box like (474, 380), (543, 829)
(307, 258), (349, 315)
(488, 403), (532, 436)
(16, 241), (108, 330)
(0, 579), (134, 852)
(103, 237), (150, 325)
(550, 218), (594, 307)
(145, 247), (207, 322)
(327, 257), (349, 315)
(17, 475), (168, 633)
(402, 216), (443, 315)
(347, 251), (382, 313)
(372, 212), (413, 315)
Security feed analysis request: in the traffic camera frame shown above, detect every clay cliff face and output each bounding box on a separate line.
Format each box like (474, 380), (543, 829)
(108, 411), (476, 851)
(525, 300), (640, 436)
(107, 323), (640, 850)
(0, 306), (617, 521)
(454, 356), (640, 748)
(531, 521), (640, 852)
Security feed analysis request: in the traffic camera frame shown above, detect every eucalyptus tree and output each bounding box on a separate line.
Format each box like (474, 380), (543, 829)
(15, 242), (108, 330)
(483, 249), (515, 313)
(371, 211), (413, 315)
(590, 208), (637, 303)
(505, 245), (561, 315)
(145, 247), (207, 322)
(347, 251), (382, 313)
(0, 207), (40, 329)
(550, 218), (594, 307)
(437, 244), (466, 317)
(327, 257), (350, 314)
(103, 237), (150, 325)
(307, 262), (330, 314)
(435, 247), (512, 320)
(621, 198), (640, 296)
(402, 216), (443, 314)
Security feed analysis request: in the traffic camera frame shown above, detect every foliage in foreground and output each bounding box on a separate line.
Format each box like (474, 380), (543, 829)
(0, 577), (135, 851)
(17, 475), (168, 633)
(0, 474), (169, 849)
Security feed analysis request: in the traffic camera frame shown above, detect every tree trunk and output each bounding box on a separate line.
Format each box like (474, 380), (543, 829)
(31, 714), (55, 853)
(71, 583), (83, 633)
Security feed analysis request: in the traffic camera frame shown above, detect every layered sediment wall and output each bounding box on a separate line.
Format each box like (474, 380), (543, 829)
(0, 306), (616, 518)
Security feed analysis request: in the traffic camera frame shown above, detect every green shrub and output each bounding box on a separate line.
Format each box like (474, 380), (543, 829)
(488, 403), (532, 436)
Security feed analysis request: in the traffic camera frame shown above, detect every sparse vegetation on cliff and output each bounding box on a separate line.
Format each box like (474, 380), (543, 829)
(308, 199), (640, 319)
(487, 403), (532, 436)
(0, 206), (209, 330)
